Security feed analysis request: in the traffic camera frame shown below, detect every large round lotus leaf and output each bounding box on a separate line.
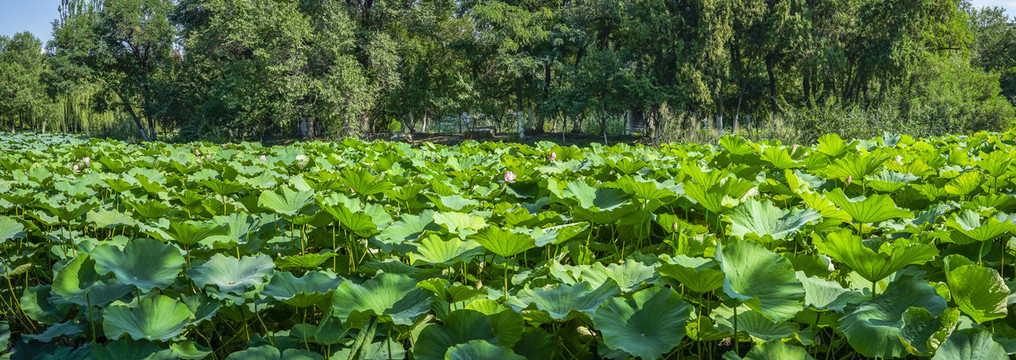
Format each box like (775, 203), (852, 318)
(591, 286), (693, 359)
(331, 273), (433, 326)
(727, 200), (821, 241)
(169, 340), (212, 359)
(159, 221), (227, 247)
(20, 285), (72, 324)
(187, 253), (274, 297)
(795, 272), (867, 313)
(377, 210), (438, 244)
(0, 215), (25, 243)
(91, 238), (185, 292)
(724, 340), (815, 360)
(550, 260), (657, 293)
(102, 295), (193, 342)
(52, 254), (133, 307)
(86, 210), (137, 229)
(443, 339), (525, 360)
(506, 280), (618, 320)
(408, 234), (484, 266)
(899, 307), (959, 356)
(839, 277), (948, 358)
(257, 186), (314, 217)
(945, 210), (1016, 243)
(471, 226), (536, 258)
(223, 345), (322, 360)
(319, 201), (381, 237)
(24, 320), (85, 342)
(432, 212), (487, 237)
(716, 241), (805, 323)
(0, 321), (7, 354)
(414, 309), (524, 360)
(814, 230), (937, 285)
(945, 264), (1010, 324)
(712, 305), (814, 345)
(262, 270), (343, 307)
(331, 340), (404, 360)
(657, 255), (725, 294)
(824, 188), (913, 224)
(932, 328), (1008, 360)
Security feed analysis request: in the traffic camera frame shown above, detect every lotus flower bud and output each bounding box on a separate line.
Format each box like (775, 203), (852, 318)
(845, 175), (852, 185)
(547, 152), (557, 161)
(476, 280), (482, 290)
(504, 171), (517, 183)
(895, 155), (903, 163)
(72, 164), (79, 172)
(194, 149), (201, 156)
(259, 155), (267, 162)
(82, 156), (90, 165)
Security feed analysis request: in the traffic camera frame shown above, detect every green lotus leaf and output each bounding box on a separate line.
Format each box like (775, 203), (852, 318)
(320, 201), (379, 237)
(331, 273), (433, 326)
(89, 339), (168, 360)
(125, 199), (173, 220)
(814, 230), (938, 286)
(839, 277), (948, 358)
(684, 177), (754, 214)
(443, 339), (525, 360)
(760, 146), (799, 169)
(332, 339), (404, 360)
(170, 340), (212, 359)
(103, 295), (193, 342)
(716, 241), (805, 322)
(160, 220), (228, 247)
(20, 285), (72, 324)
(258, 186), (314, 217)
(408, 234), (484, 266)
(414, 308), (524, 360)
(591, 286), (693, 359)
(91, 238), (184, 292)
(378, 210), (438, 244)
(507, 280), (618, 320)
(816, 133), (850, 158)
(86, 210), (138, 229)
(471, 226), (536, 258)
(724, 340), (815, 360)
(823, 153), (885, 181)
(562, 180), (630, 210)
(0, 321), (7, 353)
(727, 200), (821, 241)
(824, 188), (913, 225)
(204, 212), (260, 246)
(945, 210), (1016, 243)
(944, 171), (985, 197)
(262, 270), (343, 307)
(200, 179), (244, 196)
(611, 177), (681, 201)
(187, 254), (274, 301)
(551, 260), (657, 293)
(275, 252), (338, 270)
(433, 212), (487, 237)
(0, 215), (25, 243)
(339, 167), (394, 196)
(899, 307), (959, 356)
(52, 254), (133, 307)
(658, 255), (725, 293)
(712, 305), (814, 345)
(795, 272), (866, 313)
(24, 320), (85, 342)
(946, 264), (1010, 323)
(932, 328), (1008, 360)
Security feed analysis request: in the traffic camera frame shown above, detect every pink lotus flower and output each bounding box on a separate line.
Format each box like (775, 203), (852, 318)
(547, 152), (557, 161)
(845, 175), (852, 186)
(259, 155), (267, 162)
(500, 171), (517, 183)
(72, 164), (79, 172)
(194, 149), (201, 156)
(82, 156), (90, 165)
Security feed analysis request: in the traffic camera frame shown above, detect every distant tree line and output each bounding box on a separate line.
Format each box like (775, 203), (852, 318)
(1, 0), (1014, 143)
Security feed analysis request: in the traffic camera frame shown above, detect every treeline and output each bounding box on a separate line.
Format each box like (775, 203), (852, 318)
(1, 0), (1014, 143)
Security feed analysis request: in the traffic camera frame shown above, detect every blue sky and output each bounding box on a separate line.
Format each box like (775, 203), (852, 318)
(0, 0), (1013, 45)
(0, 0), (62, 43)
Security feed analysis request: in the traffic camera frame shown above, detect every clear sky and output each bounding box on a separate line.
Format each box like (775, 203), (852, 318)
(0, 0), (1013, 46)
(0, 0), (62, 44)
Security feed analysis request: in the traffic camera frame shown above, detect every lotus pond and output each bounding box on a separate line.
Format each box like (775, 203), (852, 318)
(2, 131), (1016, 359)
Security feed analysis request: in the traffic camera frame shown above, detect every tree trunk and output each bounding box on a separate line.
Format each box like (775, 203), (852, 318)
(765, 53), (777, 115)
(113, 88), (150, 142)
(803, 70), (813, 109)
(517, 88), (525, 140)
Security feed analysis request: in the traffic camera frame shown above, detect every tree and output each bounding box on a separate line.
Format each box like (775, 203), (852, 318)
(0, 32), (47, 132)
